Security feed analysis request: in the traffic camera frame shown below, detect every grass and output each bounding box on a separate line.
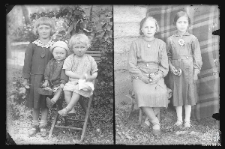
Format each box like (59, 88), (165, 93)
(115, 103), (220, 145)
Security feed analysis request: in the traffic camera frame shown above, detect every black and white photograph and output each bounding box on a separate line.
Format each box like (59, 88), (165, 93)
(114, 5), (220, 145)
(6, 5), (113, 144)
(6, 4), (220, 145)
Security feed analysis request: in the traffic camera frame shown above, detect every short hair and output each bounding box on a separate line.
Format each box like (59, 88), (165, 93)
(68, 33), (91, 50)
(33, 17), (56, 36)
(173, 11), (191, 26)
(139, 16), (160, 35)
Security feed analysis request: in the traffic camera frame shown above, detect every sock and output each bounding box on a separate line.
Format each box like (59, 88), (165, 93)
(39, 120), (47, 128)
(184, 105), (191, 122)
(151, 118), (160, 130)
(32, 120), (39, 126)
(176, 106), (183, 122)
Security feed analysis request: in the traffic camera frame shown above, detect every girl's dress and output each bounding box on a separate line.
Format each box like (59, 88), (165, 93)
(23, 39), (54, 109)
(128, 36), (169, 108)
(167, 31), (202, 106)
(63, 54), (98, 97)
(44, 59), (68, 92)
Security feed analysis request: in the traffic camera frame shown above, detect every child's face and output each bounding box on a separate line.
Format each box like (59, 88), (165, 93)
(141, 19), (157, 38)
(52, 47), (67, 61)
(72, 42), (88, 57)
(37, 24), (52, 39)
(176, 16), (189, 33)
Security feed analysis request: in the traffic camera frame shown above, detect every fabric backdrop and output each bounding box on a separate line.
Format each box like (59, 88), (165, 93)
(146, 5), (220, 120)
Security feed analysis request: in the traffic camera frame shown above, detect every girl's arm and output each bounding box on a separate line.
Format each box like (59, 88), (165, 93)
(87, 56), (98, 82)
(86, 72), (98, 82)
(166, 38), (177, 74)
(158, 42), (169, 77)
(22, 43), (33, 79)
(43, 60), (52, 87)
(60, 69), (69, 85)
(65, 70), (84, 79)
(192, 36), (203, 75)
(128, 41), (145, 79)
(62, 55), (85, 79)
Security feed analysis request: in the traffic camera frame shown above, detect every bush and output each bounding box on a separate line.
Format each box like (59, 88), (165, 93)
(11, 25), (37, 42)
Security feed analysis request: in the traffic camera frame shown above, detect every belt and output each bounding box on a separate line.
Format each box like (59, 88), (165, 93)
(172, 55), (193, 60)
(131, 71), (159, 80)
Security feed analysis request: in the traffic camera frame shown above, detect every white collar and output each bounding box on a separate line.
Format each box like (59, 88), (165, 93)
(32, 39), (54, 48)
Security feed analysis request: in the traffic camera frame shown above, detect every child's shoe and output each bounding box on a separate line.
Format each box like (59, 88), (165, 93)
(39, 127), (47, 137)
(152, 118), (161, 138)
(46, 97), (55, 109)
(28, 125), (39, 137)
(39, 122), (48, 137)
(141, 117), (150, 129)
(174, 120), (183, 126)
(58, 107), (71, 116)
(184, 121), (191, 128)
(173, 120), (183, 131)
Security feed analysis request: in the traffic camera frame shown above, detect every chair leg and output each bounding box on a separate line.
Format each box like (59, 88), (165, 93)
(139, 108), (142, 125)
(49, 110), (59, 138)
(79, 96), (93, 143)
(127, 100), (134, 120)
(79, 98), (94, 129)
(157, 109), (161, 123)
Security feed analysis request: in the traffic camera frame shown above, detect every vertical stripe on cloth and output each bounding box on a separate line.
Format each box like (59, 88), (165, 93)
(146, 5), (220, 120)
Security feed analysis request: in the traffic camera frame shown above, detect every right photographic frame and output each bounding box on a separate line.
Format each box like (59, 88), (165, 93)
(114, 5), (220, 145)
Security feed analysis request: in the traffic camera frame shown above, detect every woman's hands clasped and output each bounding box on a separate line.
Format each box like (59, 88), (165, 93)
(141, 72), (162, 84)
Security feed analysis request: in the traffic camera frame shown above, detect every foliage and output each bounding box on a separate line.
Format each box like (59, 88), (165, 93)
(10, 24), (37, 42)
(116, 106), (220, 145)
(7, 68), (29, 120)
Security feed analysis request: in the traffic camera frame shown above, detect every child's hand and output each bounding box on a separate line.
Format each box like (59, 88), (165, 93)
(193, 69), (199, 80)
(150, 73), (162, 84)
(170, 65), (177, 75)
(60, 84), (65, 89)
(42, 80), (49, 88)
(141, 76), (150, 84)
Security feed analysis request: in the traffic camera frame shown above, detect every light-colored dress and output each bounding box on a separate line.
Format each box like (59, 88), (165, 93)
(167, 31), (203, 106)
(63, 54), (98, 97)
(128, 36), (170, 108)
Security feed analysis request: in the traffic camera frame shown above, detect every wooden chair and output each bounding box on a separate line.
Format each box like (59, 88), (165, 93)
(126, 90), (161, 125)
(126, 88), (172, 126)
(48, 50), (101, 143)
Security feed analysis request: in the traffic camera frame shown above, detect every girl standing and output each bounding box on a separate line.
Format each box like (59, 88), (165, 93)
(57, 33), (98, 116)
(128, 16), (170, 136)
(23, 17), (55, 137)
(167, 11), (202, 128)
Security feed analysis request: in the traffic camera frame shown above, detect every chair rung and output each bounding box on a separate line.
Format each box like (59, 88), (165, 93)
(66, 118), (85, 122)
(54, 125), (83, 130)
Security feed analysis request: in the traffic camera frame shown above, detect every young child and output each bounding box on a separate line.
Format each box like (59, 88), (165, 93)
(167, 11), (203, 128)
(22, 17), (55, 137)
(42, 41), (69, 109)
(128, 16), (169, 137)
(57, 33), (98, 116)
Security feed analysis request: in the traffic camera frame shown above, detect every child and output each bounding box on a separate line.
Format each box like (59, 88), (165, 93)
(22, 17), (55, 137)
(57, 33), (98, 116)
(128, 16), (169, 137)
(42, 41), (69, 109)
(167, 11), (202, 128)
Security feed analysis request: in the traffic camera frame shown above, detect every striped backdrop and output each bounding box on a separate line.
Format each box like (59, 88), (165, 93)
(146, 5), (220, 120)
